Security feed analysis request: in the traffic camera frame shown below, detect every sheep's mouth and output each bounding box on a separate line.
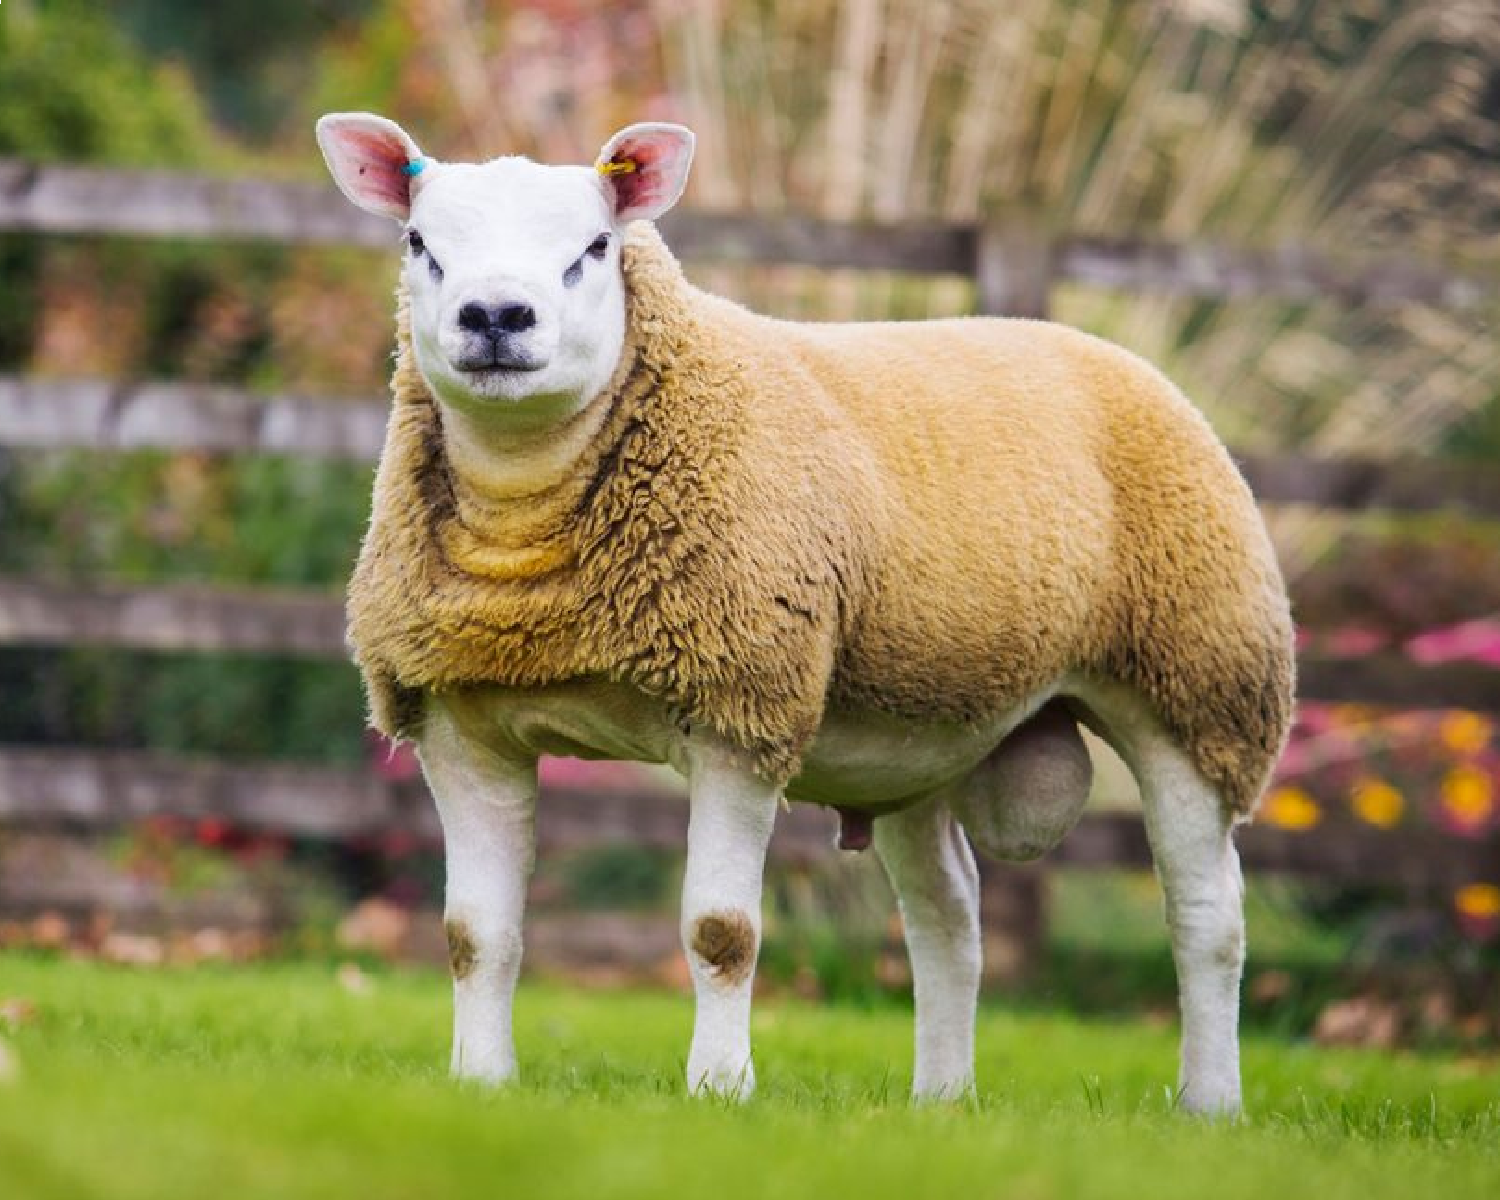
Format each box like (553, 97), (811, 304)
(453, 359), (548, 376)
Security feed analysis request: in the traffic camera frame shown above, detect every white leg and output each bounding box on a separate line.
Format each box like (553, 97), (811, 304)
(417, 703), (537, 1085)
(680, 740), (780, 1098)
(875, 797), (981, 1100)
(1137, 742), (1245, 1115)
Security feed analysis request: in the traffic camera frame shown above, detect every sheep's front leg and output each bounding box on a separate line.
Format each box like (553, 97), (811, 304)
(875, 797), (982, 1100)
(681, 743), (780, 1098)
(417, 705), (537, 1085)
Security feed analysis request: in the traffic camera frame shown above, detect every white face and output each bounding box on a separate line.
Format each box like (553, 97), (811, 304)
(315, 114), (694, 428)
(404, 159), (623, 420)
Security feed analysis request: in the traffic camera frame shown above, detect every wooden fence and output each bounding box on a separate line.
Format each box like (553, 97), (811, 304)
(2, 160), (1499, 956)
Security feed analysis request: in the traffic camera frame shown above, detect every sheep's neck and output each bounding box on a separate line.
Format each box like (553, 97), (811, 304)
(437, 395), (612, 581)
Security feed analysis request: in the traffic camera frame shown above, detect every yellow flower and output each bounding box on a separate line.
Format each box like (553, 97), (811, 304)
(1441, 766), (1495, 828)
(1350, 778), (1403, 829)
(1439, 711), (1493, 757)
(1261, 786), (1322, 831)
(1454, 883), (1500, 920)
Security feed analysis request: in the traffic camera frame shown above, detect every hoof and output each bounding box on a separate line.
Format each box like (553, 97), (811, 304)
(1177, 1083), (1242, 1118)
(450, 1043), (517, 1086)
(911, 1076), (976, 1105)
(687, 1058), (756, 1101)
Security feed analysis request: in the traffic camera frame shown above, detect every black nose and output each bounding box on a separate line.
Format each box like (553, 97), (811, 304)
(458, 301), (537, 335)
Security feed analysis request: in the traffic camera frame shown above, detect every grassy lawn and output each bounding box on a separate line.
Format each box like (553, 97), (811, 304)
(0, 953), (1497, 1199)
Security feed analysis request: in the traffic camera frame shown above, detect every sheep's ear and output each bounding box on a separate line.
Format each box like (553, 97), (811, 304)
(596, 123), (695, 223)
(316, 112), (427, 222)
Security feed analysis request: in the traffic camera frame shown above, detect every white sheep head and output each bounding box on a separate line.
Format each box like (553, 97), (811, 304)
(315, 113), (695, 425)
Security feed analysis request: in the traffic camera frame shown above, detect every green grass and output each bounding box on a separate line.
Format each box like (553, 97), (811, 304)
(1, 954), (1497, 1199)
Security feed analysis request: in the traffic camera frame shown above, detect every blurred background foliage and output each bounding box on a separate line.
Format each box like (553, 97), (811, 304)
(1, 0), (1499, 1019)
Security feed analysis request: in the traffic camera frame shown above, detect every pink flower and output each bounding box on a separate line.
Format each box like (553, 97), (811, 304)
(1295, 703), (1336, 736)
(1323, 626), (1390, 657)
(1407, 620), (1500, 667)
(1274, 743), (1307, 778)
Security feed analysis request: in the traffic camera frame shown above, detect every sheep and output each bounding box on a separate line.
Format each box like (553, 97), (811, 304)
(315, 111), (1294, 1113)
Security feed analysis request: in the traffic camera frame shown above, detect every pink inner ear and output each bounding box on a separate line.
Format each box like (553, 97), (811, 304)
(339, 128), (412, 211)
(608, 138), (679, 215)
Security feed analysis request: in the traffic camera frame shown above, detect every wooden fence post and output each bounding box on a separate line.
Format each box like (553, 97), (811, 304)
(971, 211), (1055, 981)
(975, 212), (1054, 319)
(977, 858), (1048, 986)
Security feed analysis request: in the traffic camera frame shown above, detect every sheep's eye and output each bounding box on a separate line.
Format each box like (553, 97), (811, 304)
(563, 233), (610, 289)
(407, 229), (443, 279)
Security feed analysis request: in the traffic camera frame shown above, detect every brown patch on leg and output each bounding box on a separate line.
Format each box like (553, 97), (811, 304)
(445, 918), (478, 981)
(690, 910), (756, 985)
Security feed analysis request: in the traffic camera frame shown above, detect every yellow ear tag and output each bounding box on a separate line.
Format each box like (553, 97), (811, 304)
(597, 158), (638, 177)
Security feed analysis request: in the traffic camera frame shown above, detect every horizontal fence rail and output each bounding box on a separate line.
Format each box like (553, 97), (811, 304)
(7, 375), (1500, 519)
(0, 376), (388, 459)
(2, 747), (1496, 890)
(0, 578), (346, 659)
(1234, 452), (1500, 518)
(3, 159), (1496, 310)
(2, 576), (1498, 714)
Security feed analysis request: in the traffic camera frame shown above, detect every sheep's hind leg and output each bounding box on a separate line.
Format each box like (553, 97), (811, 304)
(680, 741), (780, 1098)
(418, 703), (537, 1085)
(875, 796), (981, 1100)
(1135, 737), (1244, 1115)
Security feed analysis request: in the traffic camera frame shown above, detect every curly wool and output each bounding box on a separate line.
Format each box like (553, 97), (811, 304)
(348, 225), (1293, 814)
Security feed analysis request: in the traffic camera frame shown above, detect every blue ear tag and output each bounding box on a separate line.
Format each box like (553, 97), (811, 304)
(401, 158), (427, 177)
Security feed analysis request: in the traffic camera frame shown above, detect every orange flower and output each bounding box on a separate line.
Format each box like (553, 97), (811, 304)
(1441, 766), (1495, 831)
(1439, 711), (1493, 757)
(1455, 883), (1500, 920)
(1261, 786), (1322, 831)
(1350, 778), (1403, 829)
